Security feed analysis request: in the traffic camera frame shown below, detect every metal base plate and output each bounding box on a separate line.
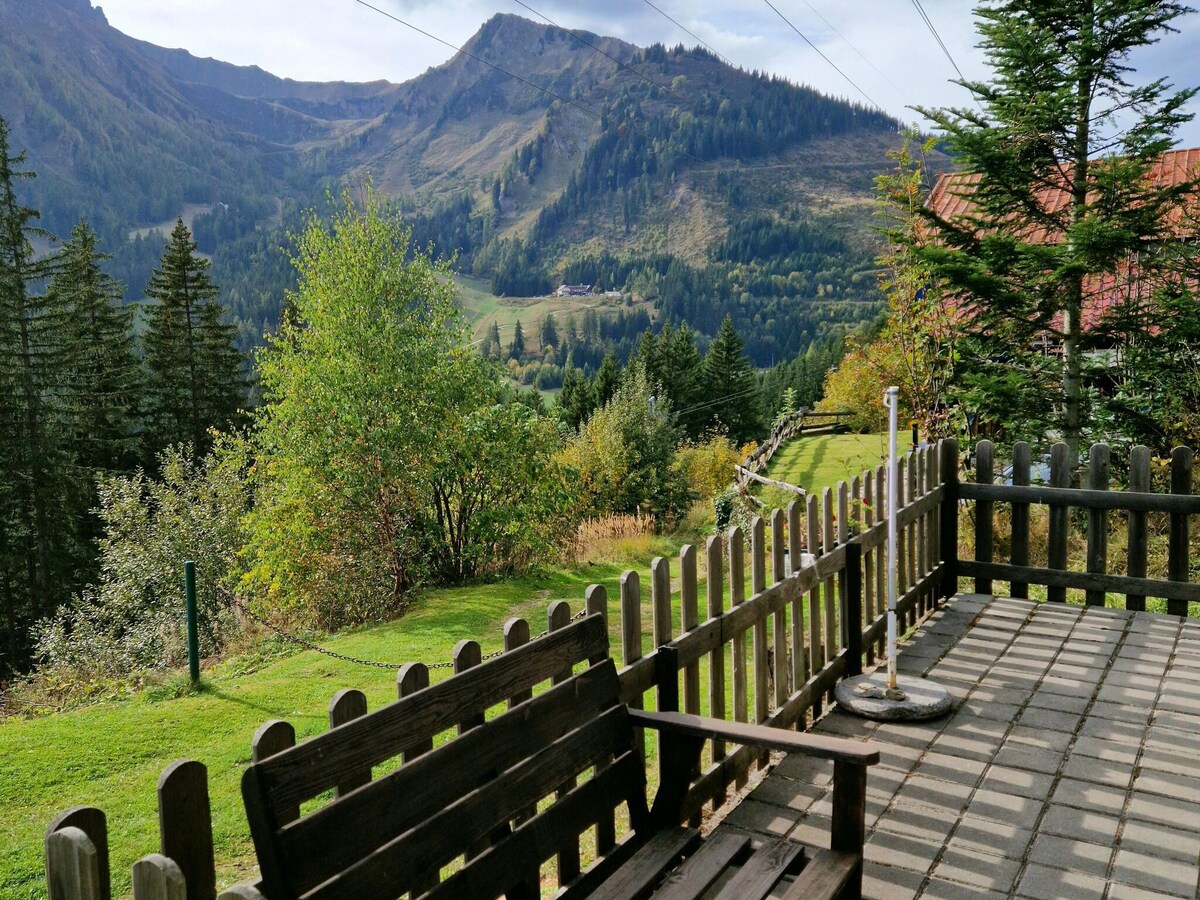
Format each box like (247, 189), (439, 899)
(835, 673), (953, 722)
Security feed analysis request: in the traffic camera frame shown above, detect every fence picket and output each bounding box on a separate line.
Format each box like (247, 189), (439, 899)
(1127, 447), (1151, 612)
(787, 500), (805, 699)
(132, 855), (186, 900)
(1047, 442), (1071, 603)
(1086, 444), (1110, 606)
(1011, 441), (1031, 598)
(328, 690), (370, 796)
(771, 508), (788, 707)
(620, 570), (645, 760)
(939, 439), (959, 601)
(679, 546), (700, 716)
(750, 518), (769, 729)
(705, 535), (727, 772)
(46, 827), (100, 900)
(157, 760), (215, 900)
(806, 494), (823, 718)
(1169, 446), (1193, 617)
(46, 808), (109, 900)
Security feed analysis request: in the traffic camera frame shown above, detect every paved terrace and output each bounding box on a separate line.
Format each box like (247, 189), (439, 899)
(713, 595), (1200, 899)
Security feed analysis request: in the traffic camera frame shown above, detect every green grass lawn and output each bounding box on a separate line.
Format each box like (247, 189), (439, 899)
(0, 541), (697, 899)
(755, 431), (888, 509)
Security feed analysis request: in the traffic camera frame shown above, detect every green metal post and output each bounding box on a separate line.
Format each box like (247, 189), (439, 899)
(185, 561), (200, 683)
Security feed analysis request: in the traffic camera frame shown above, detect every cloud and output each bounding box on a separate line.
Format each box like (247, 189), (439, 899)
(97, 0), (1200, 145)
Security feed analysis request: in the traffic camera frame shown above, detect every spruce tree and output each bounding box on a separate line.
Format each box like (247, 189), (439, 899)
(593, 351), (621, 409)
(0, 117), (74, 665)
(701, 315), (762, 444)
(485, 320), (502, 359)
(539, 312), (558, 352)
(49, 220), (139, 473)
(915, 0), (1197, 459)
(508, 319), (525, 360)
(142, 219), (243, 459)
(557, 363), (594, 430)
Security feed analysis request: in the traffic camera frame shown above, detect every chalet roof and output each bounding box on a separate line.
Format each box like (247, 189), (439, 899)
(927, 146), (1200, 244)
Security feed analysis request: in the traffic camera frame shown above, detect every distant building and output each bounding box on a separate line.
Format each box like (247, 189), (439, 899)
(556, 284), (593, 297)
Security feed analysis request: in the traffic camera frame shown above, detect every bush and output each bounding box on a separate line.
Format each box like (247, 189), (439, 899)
(674, 433), (739, 502)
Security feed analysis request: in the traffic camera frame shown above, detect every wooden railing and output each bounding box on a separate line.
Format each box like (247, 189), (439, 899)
(42, 439), (955, 899)
(957, 438), (1198, 615)
(735, 408), (852, 498)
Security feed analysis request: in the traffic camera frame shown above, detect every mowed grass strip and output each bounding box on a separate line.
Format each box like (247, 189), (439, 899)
(756, 431), (888, 509)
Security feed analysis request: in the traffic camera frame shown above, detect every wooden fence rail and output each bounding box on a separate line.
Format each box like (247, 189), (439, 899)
(39, 436), (954, 898)
(734, 408), (852, 499)
(957, 439), (1198, 615)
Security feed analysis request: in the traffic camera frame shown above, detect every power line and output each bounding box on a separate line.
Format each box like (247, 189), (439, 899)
(637, 0), (736, 68)
(511, 0), (689, 106)
(908, 0), (967, 83)
(793, 0), (908, 101)
(761, 0), (881, 110)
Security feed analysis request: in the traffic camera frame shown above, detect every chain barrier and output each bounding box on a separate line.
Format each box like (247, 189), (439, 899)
(216, 586), (586, 671)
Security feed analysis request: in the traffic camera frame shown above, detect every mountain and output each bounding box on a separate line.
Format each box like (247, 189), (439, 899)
(0, 0), (921, 363)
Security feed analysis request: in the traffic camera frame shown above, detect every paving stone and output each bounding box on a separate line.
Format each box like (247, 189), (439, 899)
(928, 846), (1021, 893)
(1038, 806), (1121, 845)
(912, 751), (987, 785)
(1125, 790), (1200, 832)
(1107, 882), (1190, 900)
(1005, 724), (1073, 754)
(1069, 734), (1139, 765)
(1119, 817), (1200, 862)
(963, 787), (1044, 824)
(1131, 768), (1200, 804)
(873, 798), (958, 843)
(1086, 701), (1152, 726)
(864, 827), (942, 874)
(1050, 777), (1128, 814)
(944, 814), (1031, 858)
(979, 764), (1055, 800)
(1111, 847), (1199, 897)
(720, 797), (800, 837)
(991, 741), (1062, 775)
(861, 861), (925, 900)
(1016, 706), (1081, 733)
(1028, 688), (1090, 713)
(1058, 753), (1134, 789)
(1025, 831), (1112, 877)
(955, 700), (1022, 723)
(774, 753), (833, 784)
(893, 774), (974, 814)
(877, 741), (925, 772)
(784, 812), (833, 848)
(1015, 862), (1108, 899)
(1077, 716), (1145, 744)
(746, 775), (825, 812)
(1096, 684), (1159, 706)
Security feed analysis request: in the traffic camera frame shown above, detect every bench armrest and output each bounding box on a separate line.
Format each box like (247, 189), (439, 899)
(627, 709), (880, 765)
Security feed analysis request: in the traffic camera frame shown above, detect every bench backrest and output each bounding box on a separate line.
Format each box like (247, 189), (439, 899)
(242, 614), (649, 899)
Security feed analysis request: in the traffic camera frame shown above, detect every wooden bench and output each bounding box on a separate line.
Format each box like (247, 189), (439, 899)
(228, 613), (880, 900)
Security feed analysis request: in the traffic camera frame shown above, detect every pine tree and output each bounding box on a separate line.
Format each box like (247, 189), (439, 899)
(656, 322), (705, 437)
(701, 315), (762, 444)
(557, 363), (594, 430)
(48, 220), (139, 473)
(142, 219), (243, 459)
(508, 319), (525, 360)
(593, 351), (621, 409)
(915, 0), (1197, 458)
(0, 117), (74, 666)
(485, 320), (502, 359)
(539, 312), (558, 352)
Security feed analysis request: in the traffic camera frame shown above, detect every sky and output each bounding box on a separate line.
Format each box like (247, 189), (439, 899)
(98, 0), (1200, 147)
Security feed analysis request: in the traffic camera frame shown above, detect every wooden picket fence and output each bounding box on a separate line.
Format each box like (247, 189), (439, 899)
(735, 408), (851, 498)
(44, 439), (952, 899)
(958, 438), (1199, 614)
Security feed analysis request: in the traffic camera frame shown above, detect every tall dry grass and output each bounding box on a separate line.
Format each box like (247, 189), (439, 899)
(572, 512), (657, 563)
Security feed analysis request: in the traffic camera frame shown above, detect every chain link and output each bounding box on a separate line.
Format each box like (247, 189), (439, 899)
(217, 586), (586, 671)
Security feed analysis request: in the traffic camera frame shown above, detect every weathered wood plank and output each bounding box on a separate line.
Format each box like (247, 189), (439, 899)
(679, 546), (700, 719)
(705, 535), (726, 770)
(45, 807), (109, 900)
(778, 850), (859, 900)
(651, 832), (749, 900)
(787, 500), (805, 700)
(131, 855), (186, 900)
(327, 690), (369, 797)
(1010, 441), (1031, 599)
(157, 760), (215, 900)
(958, 560), (1200, 604)
(1127, 447), (1150, 612)
(711, 840), (804, 900)
(771, 508), (788, 708)
(975, 439), (994, 595)
(1085, 444), (1110, 606)
(830, 759), (868, 898)
(806, 494), (823, 718)
(1169, 446), (1192, 617)
(729, 526), (748, 732)
(959, 480), (1200, 514)
(46, 827), (100, 900)
(822, 488), (837, 699)
(1047, 442), (1071, 604)
(939, 439), (959, 601)
(583, 828), (702, 900)
(751, 517), (770, 729)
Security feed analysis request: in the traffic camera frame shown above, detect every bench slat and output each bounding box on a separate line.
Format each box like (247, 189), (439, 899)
(779, 849), (859, 899)
(711, 840), (804, 900)
(650, 833), (749, 900)
(277, 661), (624, 895)
(253, 614), (607, 811)
(306, 706), (641, 900)
(583, 827), (702, 900)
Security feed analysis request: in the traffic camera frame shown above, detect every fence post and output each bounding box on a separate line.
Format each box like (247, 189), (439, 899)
(132, 855), (186, 900)
(844, 542), (863, 678)
(46, 827), (101, 900)
(157, 760), (216, 900)
(184, 561), (199, 684)
(1085, 443), (1110, 606)
(1168, 446), (1193, 617)
(1047, 442), (1071, 604)
(46, 808), (110, 900)
(1011, 442), (1031, 599)
(938, 438), (959, 602)
(1127, 446), (1151, 612)
(975, 440), (994, 595)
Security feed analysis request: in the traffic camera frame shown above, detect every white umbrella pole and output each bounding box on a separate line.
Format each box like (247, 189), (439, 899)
(885, 386), (899, 690)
